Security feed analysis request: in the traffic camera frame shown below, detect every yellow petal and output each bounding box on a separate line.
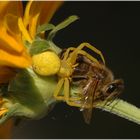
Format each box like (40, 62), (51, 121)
(39, 1), (63, 25)
(0, 27), (23, 54)
(0, 48), (31, 68)
(29, 12), (40, 40)
(0, 4), (24, 54)
(0, 1), (25, 53)
(0, 1), (31, 69)
(0, 119), (13, 139)
(0, 1), (32, 45)
(0, 108), (8, 117)
(0, 1), (23, 24)
(0, 27), (31, 68)
(4, 14), (23, 46)
(24, 1), (63, 39)
(23, 0), (33, 28)
(18, 17), (32, 43)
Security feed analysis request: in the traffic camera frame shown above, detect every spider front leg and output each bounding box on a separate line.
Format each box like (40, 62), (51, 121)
(62, 47), (75, 61)
(54, 77), (81, 106)
(64, 78), (81, 108)
(53, 78), (65, 101)
(77, 50), (100, 64)
(78, 42), (105, 64)
(68, 42), (105, 65)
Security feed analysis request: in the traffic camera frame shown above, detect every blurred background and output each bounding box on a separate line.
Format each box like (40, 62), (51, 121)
(13, 1), (140, 138)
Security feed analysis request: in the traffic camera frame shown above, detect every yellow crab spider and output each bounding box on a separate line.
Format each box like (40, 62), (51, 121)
(54, 42), (105, 107)
(32, 43), (105, 107)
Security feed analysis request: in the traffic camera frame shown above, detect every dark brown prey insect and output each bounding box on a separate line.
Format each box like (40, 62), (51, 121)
(72, 55), (124, 124)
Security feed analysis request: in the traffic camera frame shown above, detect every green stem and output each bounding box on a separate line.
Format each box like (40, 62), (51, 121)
(96, 99), (140, 125)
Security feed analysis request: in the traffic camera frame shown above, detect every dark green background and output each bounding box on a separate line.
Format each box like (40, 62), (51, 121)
(13, 1), (140, 138)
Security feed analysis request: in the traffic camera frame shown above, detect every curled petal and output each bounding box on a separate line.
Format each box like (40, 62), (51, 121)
(0, 49), (31, 68)
(39, 1), (63, 25)
(0, 1), (31, 70)
(0, 27), (23, 54)
(4, 14), (23, 48)
(0, 1), (23, 23)
(24, 1), (63, 39)
(18, 17), (32, 43)
(0, 1), (24, 53)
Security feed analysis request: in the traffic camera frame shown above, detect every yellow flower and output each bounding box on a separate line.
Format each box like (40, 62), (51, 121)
(0, 1), (62, 84)
(0, 1), (63, 138)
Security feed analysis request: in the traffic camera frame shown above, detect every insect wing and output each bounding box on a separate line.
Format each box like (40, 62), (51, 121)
(82, 79), (99, 124)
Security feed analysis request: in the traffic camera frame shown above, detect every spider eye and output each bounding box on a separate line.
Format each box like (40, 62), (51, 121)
(106, 84), (117, 94)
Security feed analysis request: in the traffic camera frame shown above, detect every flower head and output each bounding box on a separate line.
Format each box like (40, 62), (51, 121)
(0, 1), (63, 138)
(0, 1), (62, 83)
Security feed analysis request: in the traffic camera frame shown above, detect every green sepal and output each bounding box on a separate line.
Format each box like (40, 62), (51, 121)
(48, 41), (62, 55)
(36, 23), (55, 35)
(29, 39), (50, 56)
(48, 15), (79, 40)
(29, 15), (79, 55)
(29, 39), (62, 56)
(0, 68), (58, 124)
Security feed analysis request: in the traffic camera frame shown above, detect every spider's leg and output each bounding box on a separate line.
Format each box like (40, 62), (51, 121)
(66, 78), (81, 101)
(78, 50), (100, 64)
(64, 78), (82, 108)
(64, 78), (69, 103)
(63, 47), (75, 61)
(78, 43), (105, 64)
(54, 78), (65, 101)
(68, 42), (105, 65)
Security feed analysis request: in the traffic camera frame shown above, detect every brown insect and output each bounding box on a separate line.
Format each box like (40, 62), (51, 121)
(72, 55), (124, 124)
